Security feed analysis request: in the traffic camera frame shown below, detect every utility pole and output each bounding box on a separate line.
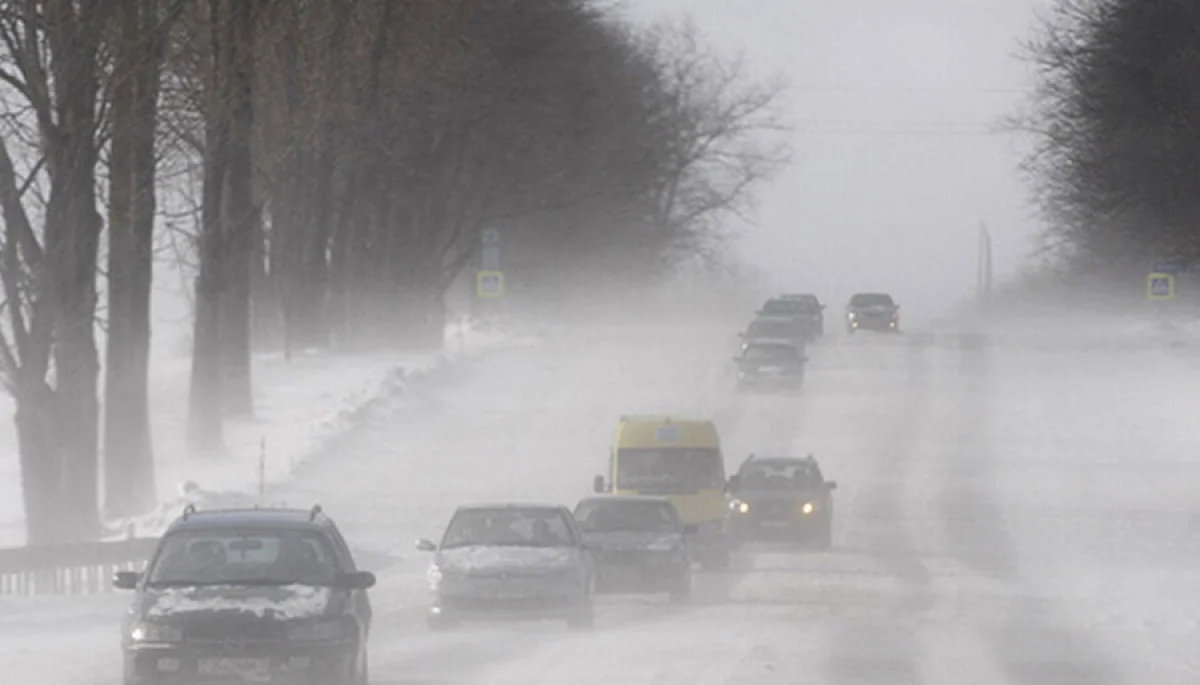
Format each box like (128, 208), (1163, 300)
(977, 223), (993, 306)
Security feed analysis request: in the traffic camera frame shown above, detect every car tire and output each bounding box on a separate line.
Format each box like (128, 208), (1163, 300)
(701, 551), (731, 571)
(669, 572), (692, 604)
(566, 603), (595, 631)
(815, 519), (833, 550)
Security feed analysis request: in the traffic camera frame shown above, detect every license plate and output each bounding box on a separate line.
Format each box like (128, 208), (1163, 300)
(761, 520), (791, 528)
(197, 657), (271, 681)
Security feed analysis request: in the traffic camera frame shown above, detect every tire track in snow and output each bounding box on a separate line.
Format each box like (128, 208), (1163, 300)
(825, 334), (936, 685)
(941, 335), (1128, 685)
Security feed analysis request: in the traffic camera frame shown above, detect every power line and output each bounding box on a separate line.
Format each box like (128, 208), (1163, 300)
(788, 85), (1028, 95)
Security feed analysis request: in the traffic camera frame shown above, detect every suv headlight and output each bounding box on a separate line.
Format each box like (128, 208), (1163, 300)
(288, 619), (349, 642)
(130, 621), (182, 644)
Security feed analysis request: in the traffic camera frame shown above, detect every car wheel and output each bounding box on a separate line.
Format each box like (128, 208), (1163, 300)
(701, 551), (730, 571)
(566, 603), (595, 631)
(669, 573), (692, 604)
(815, 519), (833, 549)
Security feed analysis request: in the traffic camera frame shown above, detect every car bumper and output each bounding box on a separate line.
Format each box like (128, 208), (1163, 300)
(593, 556), (689, 593)
(848, 317), (898, 331)
(729, 512), (827, 540)
(738, 374), (804, 389)
(432, 588), (585, 620)
(123, 641), (356, 685)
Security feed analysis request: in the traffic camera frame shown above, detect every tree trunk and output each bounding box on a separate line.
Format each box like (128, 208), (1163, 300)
(188, 0), (231, 455)
(104, 0), (162, 518)
(219, 0), (256, 418)
(44, 0), (104, 541)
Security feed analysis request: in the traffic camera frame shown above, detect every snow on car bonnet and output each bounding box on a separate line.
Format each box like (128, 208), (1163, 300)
(146, 584), (330, 620)
(438, 545), (577, 573)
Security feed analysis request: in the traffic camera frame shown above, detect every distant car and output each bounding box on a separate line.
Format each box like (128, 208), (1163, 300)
(114, 505), (376, 685)
(778, 293), (826, 337)
(739, 315), (808, 350)
(727, 455), (836, 548)
(732, 341), (807, 393)
(845, 292), (900, 333)
(416, 503), (596, 631)
(573, 495), (693, 603)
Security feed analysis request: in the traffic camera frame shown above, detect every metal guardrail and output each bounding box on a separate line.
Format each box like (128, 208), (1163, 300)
(0, 537), (159, 597)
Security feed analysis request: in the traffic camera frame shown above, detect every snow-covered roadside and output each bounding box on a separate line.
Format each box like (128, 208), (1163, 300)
(0, 318), (536, 546)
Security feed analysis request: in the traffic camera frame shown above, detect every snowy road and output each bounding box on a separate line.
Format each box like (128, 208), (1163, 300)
(8, 318), (1200, 684)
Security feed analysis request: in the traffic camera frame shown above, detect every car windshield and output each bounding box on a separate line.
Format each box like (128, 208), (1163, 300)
(616, 448), (724, 491)
(742, 346), (798, 364)
(850, 293), (894, 307)
(574, 500), (679, 534)
(740, 461), (821, 491)
(747, 319), (796, 338)
(146, 528), (339, 587)
(441, 508), (576, 549)
(762, 300), (803, 314)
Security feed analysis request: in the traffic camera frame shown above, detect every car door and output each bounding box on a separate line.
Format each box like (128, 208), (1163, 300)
(562, 509), (595, 594)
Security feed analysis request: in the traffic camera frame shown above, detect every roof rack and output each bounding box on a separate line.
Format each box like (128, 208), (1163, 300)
(309, 504), (323, 521)
(181, 503), (197, 519)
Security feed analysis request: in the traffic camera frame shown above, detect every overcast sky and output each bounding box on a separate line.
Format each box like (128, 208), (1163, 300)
(620, 0), (1052, 321)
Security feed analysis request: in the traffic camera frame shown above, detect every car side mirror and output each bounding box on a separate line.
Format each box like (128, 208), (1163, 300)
(726, 475), (740, 492)
(682, 524), (699, 535)
(592, 475), (606, 493)
(336, 570), (377, 590)
(826, 480), (837, 490)
(737, 332), (745, 338)
(113, 570), (141, 590)
(415, 538), (437, 552)
(820, 304), (827, 310)
(731, 356), (743, 363)
(801, 356), (809, 363)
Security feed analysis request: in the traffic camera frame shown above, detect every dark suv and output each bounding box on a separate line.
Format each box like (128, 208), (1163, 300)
(115, 505), (376, 685)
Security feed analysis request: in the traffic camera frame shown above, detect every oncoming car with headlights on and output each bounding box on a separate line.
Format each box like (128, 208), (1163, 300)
(416, 503), (596, 631)
(726, 455), (836, 548)
(114, 504), (376, 685)
(573, 495), (693, 603)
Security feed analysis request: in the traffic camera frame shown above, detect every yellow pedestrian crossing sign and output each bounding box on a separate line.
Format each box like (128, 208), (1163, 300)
(1147, 273), (1174, 300)
(476, 270), (505, 298)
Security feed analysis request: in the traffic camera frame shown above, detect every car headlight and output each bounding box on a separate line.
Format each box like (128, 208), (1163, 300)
(288, 619), (348, 642)
(801, 502), (815, 515)
(847, 312), (857, 320)
(729, 499), (750, 514)
(130, 621), (182, 643)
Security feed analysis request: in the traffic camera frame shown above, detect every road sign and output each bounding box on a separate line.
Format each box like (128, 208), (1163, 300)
(1147, 273), (1174, 300)
(476, 270), (504, 298)
(481, 228), (501, 246)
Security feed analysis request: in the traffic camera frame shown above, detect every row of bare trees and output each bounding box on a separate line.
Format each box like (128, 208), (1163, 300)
(0, 0), (788, 544)
(1022, 0), (1200, 275)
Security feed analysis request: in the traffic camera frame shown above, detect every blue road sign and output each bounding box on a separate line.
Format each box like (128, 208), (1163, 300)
(1153, 261), (1183, 273)
(1147, 273), (1174, 300)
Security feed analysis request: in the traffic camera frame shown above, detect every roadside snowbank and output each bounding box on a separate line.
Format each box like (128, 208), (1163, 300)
(0, 318), (536, 546)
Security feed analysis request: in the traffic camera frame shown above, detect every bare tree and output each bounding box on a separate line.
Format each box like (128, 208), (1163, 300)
(0, 0), (111, 543)
(104, 0), (185, 518)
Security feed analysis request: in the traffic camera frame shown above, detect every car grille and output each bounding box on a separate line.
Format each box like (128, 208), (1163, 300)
(181, 616), (287, 645)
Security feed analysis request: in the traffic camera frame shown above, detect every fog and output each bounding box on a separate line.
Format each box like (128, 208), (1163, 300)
(7, 2), (1200, 683)
(621, 0), (1051, 322)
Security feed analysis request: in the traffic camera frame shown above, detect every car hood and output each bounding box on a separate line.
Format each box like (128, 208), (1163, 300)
(436, 545), (581, 575)
(581, 531), (684, 552)
(851, 304), (895, 314)
(140, 584), (337, 622)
